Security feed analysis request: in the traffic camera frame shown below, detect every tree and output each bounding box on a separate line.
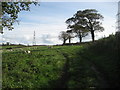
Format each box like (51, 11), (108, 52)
(58, 31), (69, 45)
(66, 12), (88, 43)
(66, 30), (74, 43)
(70, 24), (88, 43)
(0, 2), (39, 34)
(66, 9), (104, 42)
(6, 42), (10, 45)
(81, 9), (104, 42)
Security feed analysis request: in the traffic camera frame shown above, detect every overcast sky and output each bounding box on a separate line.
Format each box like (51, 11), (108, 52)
(0, 1), (119, 45)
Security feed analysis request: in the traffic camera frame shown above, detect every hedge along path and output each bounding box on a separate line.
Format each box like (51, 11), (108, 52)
(79, 51), (110, 88)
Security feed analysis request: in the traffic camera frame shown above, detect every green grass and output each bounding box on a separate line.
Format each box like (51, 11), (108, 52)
(3, 45), (85, 88)
(2, 32), (120, 88)
(80, 33), (120, 88)
(2, 46), (67, 88)
(61, 46), (100, 88)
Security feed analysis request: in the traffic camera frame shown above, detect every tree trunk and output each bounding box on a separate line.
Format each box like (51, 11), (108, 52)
(63, 40), (65, 45)
(78, 32), (82, 43)
(91, 30), (95, 42)
(69, 38), (71, 43)
(63, 39), (66, 45)
(80, 36), (82, 43)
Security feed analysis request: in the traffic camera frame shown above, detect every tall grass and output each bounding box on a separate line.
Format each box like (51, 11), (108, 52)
(82, 32), (120, 87)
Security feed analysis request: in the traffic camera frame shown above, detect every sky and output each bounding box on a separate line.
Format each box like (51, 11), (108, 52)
(0, 1), (119, 45)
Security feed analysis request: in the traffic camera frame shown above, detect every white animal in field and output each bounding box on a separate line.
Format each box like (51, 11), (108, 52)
(28, 50), (31, 53)
(24, 50), (31, 54)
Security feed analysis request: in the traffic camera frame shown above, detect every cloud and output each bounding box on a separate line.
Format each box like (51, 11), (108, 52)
(99, 15), (116, 37)
(0, 2), (117, 45)
(0, 21), (66, 45)
(40, 34), (55, 44)
(0, 14), (116, 45)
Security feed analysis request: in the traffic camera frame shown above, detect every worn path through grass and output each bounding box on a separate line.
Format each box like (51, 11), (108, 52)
(2, 45), (111, 88)
(54, 45), (110, 88)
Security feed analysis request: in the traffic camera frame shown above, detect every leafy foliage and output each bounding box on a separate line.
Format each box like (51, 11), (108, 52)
(66, 30), (74, 43)
(66, 9), (104, 42)
(66, 14), (88, 43)
(58, 31), (69, 44)
(81, 32), (120, 87)
(1, 2), (39, 33)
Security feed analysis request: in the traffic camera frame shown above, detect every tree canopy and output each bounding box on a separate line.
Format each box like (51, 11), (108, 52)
(66, 30), (74, 43)
(0, 2), (39, 34)
(66, 9), (104, 42)
(58, 31), (69, 44)
(82, 9), (104, 41)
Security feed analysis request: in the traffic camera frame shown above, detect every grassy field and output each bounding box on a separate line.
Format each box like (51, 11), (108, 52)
(1, 45), (109, 88)
(2, 32), (120, 88)
(2, 46), (67, 88)
(2, 45), (84, 88)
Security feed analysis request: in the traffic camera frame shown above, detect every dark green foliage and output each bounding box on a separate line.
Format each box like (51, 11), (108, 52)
(58, 31), (69, 44)
(66, 30), (74, 43)
(66, 9), (104, 42)
(82, 32), (120, 87)
(56, 46), (101, 89)
(61, 32), (120, 88)
(1, 2), (39, 33)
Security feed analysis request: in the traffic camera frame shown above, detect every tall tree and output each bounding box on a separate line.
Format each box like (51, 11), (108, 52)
(66, 9), (104, 42)
(71, 24), (88, 43)
(82, 9), (104, 42)
(58, 31), (69, 45)
(66, 12), (88, 43)
(66, 30), (74, 43)
(0, 2), (39, 34)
